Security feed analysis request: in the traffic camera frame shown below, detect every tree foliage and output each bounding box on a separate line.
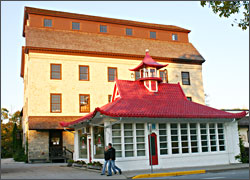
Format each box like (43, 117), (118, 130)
(201, 1), (249, 30)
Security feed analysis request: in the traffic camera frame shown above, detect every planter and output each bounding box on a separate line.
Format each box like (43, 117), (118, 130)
(87, 165), (102, 170)
(73, 163), (83, 167)
(67, 162), (73, 167)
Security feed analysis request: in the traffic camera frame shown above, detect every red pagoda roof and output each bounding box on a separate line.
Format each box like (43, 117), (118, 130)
(129, 51), (168, 71)
(60, 80), (247, 127)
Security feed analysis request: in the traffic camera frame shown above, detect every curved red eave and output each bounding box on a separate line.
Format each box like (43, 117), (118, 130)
(60, 79), (247, 128)
(129, 52), (168, 71)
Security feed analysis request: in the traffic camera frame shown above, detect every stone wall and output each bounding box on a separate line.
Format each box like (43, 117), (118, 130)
(28, 130), (49, 161)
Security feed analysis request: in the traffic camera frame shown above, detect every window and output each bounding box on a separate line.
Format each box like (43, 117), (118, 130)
(159, 124), (168, 155)
(181, 72), (190, 85)
(180, 123), (189, 153)
(100, 25), (107, 33)
(126, 28), (133, 36)
(124, 123), (134, 157)
(160, 70), (168, 83)
(150, 31), (156, 39)
(108, 67), (117, 82)
(50, 64), (61, 80)
(200, 123), (208, 152)
(217, 123), (225, 151)
(108, 95), (112, 103)
(79, 94), (90, 113)
(50, 94), (61, 113)
(171, 123), (179, 154)
(187, 97), (192, 101)
(93, 126), (104, 159)
(136, 123), (145, 156)
(112, 124), (122, 157)
(135, 71), (140, 80)
(189, 123), (198, 153)
(209, 123), (217, 152)
(172, 34), (178, 41)
(44, 19), (52, 27)
(72, 22), (80, 30)
(150, 69), (156, 77)
(79, 66), (89, 81)
(78, 129), (87, 158)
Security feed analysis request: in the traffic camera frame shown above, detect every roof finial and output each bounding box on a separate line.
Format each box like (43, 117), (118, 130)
(145, 49), (149, 53)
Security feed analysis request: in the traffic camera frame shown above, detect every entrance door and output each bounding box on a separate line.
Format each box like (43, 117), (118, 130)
(88, 136), (92, 163)
(49, 130), (63, 161)
(148, 133), (158, 165)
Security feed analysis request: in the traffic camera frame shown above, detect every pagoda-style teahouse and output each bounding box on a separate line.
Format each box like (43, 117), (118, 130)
(60, 50), (246, 171)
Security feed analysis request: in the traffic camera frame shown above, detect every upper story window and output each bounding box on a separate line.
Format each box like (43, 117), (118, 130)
(100, 25), (107, 33)
(44, 19), (52, 27)
(108, 95), (112, 103)
(79, 94), (90, 113)
(126, 28), (133, 36)
(187, 97), (192, 101)
(150, 68), (156, 77)
(108, 67), (117, 82)
(150, 31), (156, 39)
(50, 94), (61, 113)
(50, 64), (61, 80)
(181, 72), (190, 85)
(172, 34), (178, 41)
(72, 22), (80, 30)
(160, 70), (168, 83)
(79, 65), (89, 81)
(135, 71), (140, 80)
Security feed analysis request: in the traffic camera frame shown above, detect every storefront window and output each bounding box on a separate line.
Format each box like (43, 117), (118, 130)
(78, 129), (87, 158)
(93, 126), (105, 159)
(112, 124), (122, 157)
(159, 123), (168, 155)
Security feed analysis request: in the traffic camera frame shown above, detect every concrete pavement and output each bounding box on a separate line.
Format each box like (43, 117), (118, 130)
(1, 158), (249, 179)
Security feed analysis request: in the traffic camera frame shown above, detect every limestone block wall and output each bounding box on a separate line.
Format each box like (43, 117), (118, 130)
(63, 131), (74, 152)
(28, 130), (49, 161)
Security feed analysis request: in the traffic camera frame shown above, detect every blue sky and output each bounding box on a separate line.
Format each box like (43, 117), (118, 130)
(1, 1), (249, 114)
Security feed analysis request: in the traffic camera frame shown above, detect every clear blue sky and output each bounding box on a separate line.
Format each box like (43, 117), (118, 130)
(1, 1), (249, 114)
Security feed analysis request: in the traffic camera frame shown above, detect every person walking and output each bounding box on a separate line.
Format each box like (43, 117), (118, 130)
(101, 146), (116, 175)
(107, 143), (122, 176)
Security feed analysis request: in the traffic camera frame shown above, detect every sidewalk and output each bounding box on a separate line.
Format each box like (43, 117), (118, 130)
(122, 163), (249, 179)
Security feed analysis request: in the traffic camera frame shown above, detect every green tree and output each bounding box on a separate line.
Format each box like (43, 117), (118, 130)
(201, 1), (249, 30)
(1, 108), (9, 122)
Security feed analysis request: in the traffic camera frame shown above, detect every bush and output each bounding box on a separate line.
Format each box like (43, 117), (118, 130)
(235, 138), (249, 163)
(13, 147), (27, 162)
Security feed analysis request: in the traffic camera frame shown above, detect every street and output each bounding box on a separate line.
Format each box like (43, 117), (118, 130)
(147, 169), (249, 179)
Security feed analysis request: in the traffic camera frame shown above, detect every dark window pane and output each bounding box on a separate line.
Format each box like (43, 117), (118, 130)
(182, 148), (189, 153)
(172, 149), (179, 154)
(202, 147), (208, 152)
(171, 130), (178, 135)
(219, 140), (225, 145)
(51, 64), (61, 79)
(159, 130), (167, 135)
(181, 72), (190, 85)
(150, 31), (156, 39)
(160, 136), (167, 141)
(201, 135), (207, 140)
(159, 123), (166, 129)
(100, 25), (107, 33)
(181, 136), (188, 141)
(160, 143), (167, 148)
(160, 149), (168, 155)
(187, 97), (192, 101)
(191, 148), (198, 153)
(126, 28), (132, 36)
(218, 129), (224, 133)
(51, 94), (61, 112)
(201, 129), (207, 134)
(191, 136), (197, 140)
(182, 142), (188, 147)
(218, 123), (223, 128)
(211, 146), (217, 151)
(191, 141), (197, 146)
(181, 124), (187, 128)
(200, 123), (206, 128)
(201, 141), (207, 146)
(135, 71), (140, 80)
(171, 124), (177, 128)
(210, 129), (215, 134)
(160, 70), (167, 83)
(209, 124), (215, 128)
(172, 142), (178, 147)
(219, 146), (225, 151)
(108, 68), (117, 82)
(72, 22), (80, 30)
(79, 66), (89, 80)
(210, 141), (216, 145)
(44, 19), (52, 27)
(219, 135), (224, 139)
(171, 136), (178, 141)
(190, 123), (196, 128)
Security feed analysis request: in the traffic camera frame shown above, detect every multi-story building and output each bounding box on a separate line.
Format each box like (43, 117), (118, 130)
(21, 6), (206, 162)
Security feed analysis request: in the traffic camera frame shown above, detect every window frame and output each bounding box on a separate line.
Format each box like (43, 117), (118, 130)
(72, 22), (80, 30)
(79, 94), (90, 113)
(108, 95), (112, 103)
(135, 71), (140, 80)
(50, 64), (62, 80)
(159, 70), (168, 83)
(50, 93), (62, 113)
(79, 65), (89, 81)
(172, 34), (178, 41)
(187, 97), (192, 101)
(100, 25), (107, 33)
(181, 72), (191, 85)
(108, 67), (118, 82)
(44, 18), (52, 27)
(150, 31), (156, 39)
(126, 28), (133, 36)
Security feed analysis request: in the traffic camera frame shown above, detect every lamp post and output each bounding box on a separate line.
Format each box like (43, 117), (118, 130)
(148, 123), (153, 173)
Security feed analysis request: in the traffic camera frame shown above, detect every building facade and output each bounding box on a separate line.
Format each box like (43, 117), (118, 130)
(21, 7), (206, 162)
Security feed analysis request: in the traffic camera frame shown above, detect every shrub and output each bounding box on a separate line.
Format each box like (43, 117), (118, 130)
(13, 147), (27, 162)
(235, 137), (249, 163)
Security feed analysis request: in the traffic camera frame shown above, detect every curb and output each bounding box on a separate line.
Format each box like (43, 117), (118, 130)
(132, 170), (206, 179)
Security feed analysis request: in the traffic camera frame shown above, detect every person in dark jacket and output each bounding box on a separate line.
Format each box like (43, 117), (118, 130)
(101, 146), (115, 175)
(107, 143), (122, 176)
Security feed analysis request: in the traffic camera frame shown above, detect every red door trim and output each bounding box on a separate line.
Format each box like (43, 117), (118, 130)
(88, 138), (92, 163)
(148, 133), (158, 165)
